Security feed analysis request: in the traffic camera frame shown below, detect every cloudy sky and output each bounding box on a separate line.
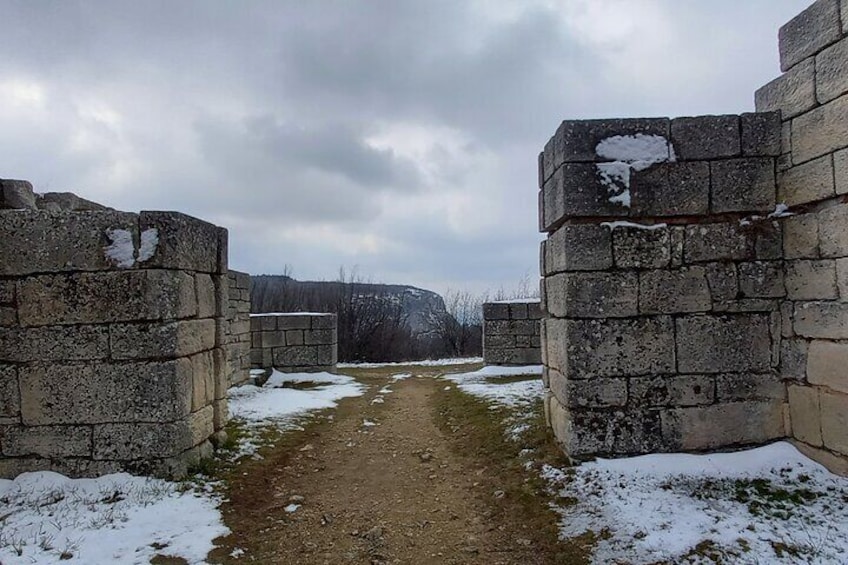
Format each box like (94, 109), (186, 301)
(1, 0), (810, 296)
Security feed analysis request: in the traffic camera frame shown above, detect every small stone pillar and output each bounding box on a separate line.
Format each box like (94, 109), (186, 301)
(482, 301), (542, 365)
(250, 313), (338, 373)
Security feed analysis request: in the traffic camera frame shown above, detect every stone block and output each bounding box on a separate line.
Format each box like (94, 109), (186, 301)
(189, 350), (215, 411)
(311, 315), (336, 329)
(483, 303), (510, 320)
(259, 331), (285, 348)
(548, 370), (626, 409)
(783, 213), (820, 259)
(0, 210), (140, 276)
(715, 373), (785, 401)
(838, 258), (848, 298)
(785, 259), (838, 300)
(711, 298), (780, 313)
(792, 94), (848, 164)
(110, 319), (216, 360)
(486, 334), (515, 349)
(17, 270), (196, 326)
(639, 267), (710, 315)
(704, 263), (738, 302)
(138, 211), (222, 273)
(817, 36), (848, 104)
(195, 274), (217, 318)
(92, 421), (194, 460)
(821, 389), (848, 454)
(684, 223), (754, 263)
(807, 340), (848, 393)
(611, 225), (670, 269)
(0, 179), (36, 209)
(509, 303), (528, 319)
(755, 58), (817, 119)
(304, 329), (335, 345)
(0, 306), (16, 326)
(0, 280), (15, 304)
(741, 112), (782, 157)
(486, 347), (541, 365)
(676, 314), (772, 373)
(794, 301), (848, 338)
(315, 344), (338, 367)
(781, 301), (795, 338)
(527, 302), (543, 320)
(554, 163), (631, 220)
(0, 365), (19, 420)
(552, 118), (670, 166)
(544, 223), (612, 273)
(562, 317), (675, 378)
(670, 115), (740, 160)
(213, 398), (229, 430)
(545, 272), (638, 319)
(779, 0), (841, 72)
(37, 192), (108, 211)
(789, 385), (823, 446)
(19, 360), (192, 425)
(629, 375), (714, 407)
(756, 221), (784, 260)
(710, 158), (776, 213)
(189, 405), (215, 446)
(553, 406), (664, 458)
(273, 346), (318, 367)
(818, 203), (848, 257)
(738, 262), (785, 298)
(662, 402), (784, 450)
(276, 315), (313, 330)
(778, 154), (835, 206)
(631, 162), (710, 217)
(781, 339), (809, 380)
(2, 425), (92, 457)
(0, 325), (110, 362)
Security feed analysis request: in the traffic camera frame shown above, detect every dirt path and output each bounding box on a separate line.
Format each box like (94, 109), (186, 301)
(212, 371), (550, 564)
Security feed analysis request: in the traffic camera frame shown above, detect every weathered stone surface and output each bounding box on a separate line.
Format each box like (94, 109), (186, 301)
(554, 163), (631, 220)
(789, 385), (823, 446)
(741, 112), (782, 157)
(486, 347), (541, 365)
(508, 303), (528, 320)
(792, 94), (848, 164)
(2, 425), (92, 457)
(836, 149), (848, 195)
(818, 203), (848, 257)
(110, 319), (216, 360)
(0, 306), (16, 326)
(275, 315), (313, 330)
(0, 325), (110, 362)
(671, 115), (740, 160)
(259, 331), (285, 348)
(0, 365), (19, 420)
(716, 373), (785, 401)
(738, 262), (785, 298)
(195, 274), (217, 319)
(817, 36), (848, 104)
(273, 346), (319, 367)
(555, 406), (664, 457)
(0, 280), (14, 304)
(138, 211), (222, 273)
(710, 158), (776, 213)
(189, 405), (215, 447)
(485, 333), (515, 348)
(311, 315), (336, 329)
(528, 302), (543, 320)
(783, 213), (820, 259)
(662, 402), (784, 450)
(18, 270), (196, 326)
(779, 154), (835, 206)
(794, 301), (848, 338)
(19, 360), (192, 425)
(482, 303), (510, 320)
(611, 226), (670, 269)
(755, 58), (817, 119)
(778, 0), (841, 72)
(304, 329), (335, 346)
(838, 258), (848, 298)
(807, 340), (848, 393)
(285, 330), (304, 346)
(0, 179), (37, 209)
(755, 221), (784, 261)
(190, 350), (216, 410)
(684, 223), (754, 263)
(785, 259), (838, 300)
(38, 192), (109, 212)
(545, 272), (638, 318)
(676, 314), (772, 373)
(820, 389), (848, 454)
(551, 118), (670, 166)
(639, 267), (711, 314)
(781, 339), (809, 380)
(548, 370), (626, 409)
(545, 223), (612, 273)
(631, 161), (710, 217)
(629, 375), (714, 407)
(92, 421), (194, 460)
(562, 317), (675, 378)
(704, 263), (738, 302)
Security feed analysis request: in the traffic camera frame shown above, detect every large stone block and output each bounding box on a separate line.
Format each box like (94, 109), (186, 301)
(311, 315), (336, 329)
(630, 161), (710, 217)
(807, 340), (848, 393)
(482, 303), (510, 320)
(838, 258), (848, 298)
(778, 0), (842, 72)
(792, 94), (848, 164)
(738, 262), (785, 298)
(509, 303), (528, 319)
(110, 319), (216, 360)
(304, 329), (336, 346)
(196, 274), (217, 319)
(818, 203), (848, 257)
(755, 221), (784, 261)
(741, 112), (782, 157)
(551, 163), (631, 220)
(19, 360), (192, 425)
(17, 270), (196, 326)
(562, 317), (675, 378)
(0, 280), (14, 304)
(781, 339), (809, 380)
(2, 425), (92, 457)
(553, 406), (664, 458)
(37, 192), (109, 212)
(639, 267), (711, 314)
(273, 346), (319, 367)
(548, 369), (626, 409)
(789, 385), (823, 446)
(704, 263), (738, 302)
(138, 211), (223, 273)
(611, 225), (670, 269)
(92, 421), (194, 460)
(486, 347), (541, 365)
(629, 375), (714, 407)
(0, 325), (110, 362)
(285, 330), (304, 346)
(545, 223), (612, 273)
(821, 389), (848, 454)
(710, 158), (776, 213)
(778, 155), (835, 206)
(794, 301), (848, 338)
(783, 213), (820, 259)
(676, 314), (772, 373)
(670, 115), (740, 159)
(551, 118), (670, 166)
(276, 315), (313, 330)
(0, 179), (36, 209)
(817, 36), (848, 104)
(189, 350), (216, 411)
(545, 272), (638, 318)
(662, 402), (784, 450)
(756, 58), (817, 120)
(684, 223), (754, 263)
(715, 373), (785, 401)
(0, 365), (19, 420)
(785, 259), (838, 300)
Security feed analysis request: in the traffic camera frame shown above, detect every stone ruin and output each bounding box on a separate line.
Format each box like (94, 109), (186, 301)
(539, 0), (848, 474)
(482, 301), (542, 365)
(250, 313), (338, 374)
(225, 270), (252, 386)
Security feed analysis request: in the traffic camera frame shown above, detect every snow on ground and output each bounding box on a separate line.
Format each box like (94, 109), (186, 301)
(0, 472), (227, 565)
(337, 357), (483, 369)
(444, 365), (543, 408)
(544, 442), (848, 564)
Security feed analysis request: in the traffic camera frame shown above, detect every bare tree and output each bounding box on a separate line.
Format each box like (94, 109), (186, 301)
(432, 289), (484, 357)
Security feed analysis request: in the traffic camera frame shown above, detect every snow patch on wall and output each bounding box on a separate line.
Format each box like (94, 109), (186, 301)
(594, 134), (676, 208)
(103, 227), (160, 268)
(138, 228), (159, 262)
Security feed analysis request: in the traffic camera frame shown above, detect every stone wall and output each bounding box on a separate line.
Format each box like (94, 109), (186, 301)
(0, 185), (229, 478)
(226, 270), (252, 386)
(250, 313), (338, 373)
(482, 301), (542, 365)
(755, 0), (848, 473)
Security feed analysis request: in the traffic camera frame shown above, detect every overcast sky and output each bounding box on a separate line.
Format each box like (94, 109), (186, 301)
(1, 0), (811, 296)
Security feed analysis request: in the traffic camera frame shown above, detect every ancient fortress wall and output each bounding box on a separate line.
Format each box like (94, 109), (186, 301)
(482, 301), (542, 365)
(250, 313), (338, 373)
(0, 182), (229, 478)
(226, 270), (252, 386)
(755, 0), (848, 473)
(538, 0), (848, 473)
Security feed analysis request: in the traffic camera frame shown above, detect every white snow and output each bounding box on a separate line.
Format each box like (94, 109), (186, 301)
(444, 365), (544, 408)
(137, 228), (159, 262)
(768, 202), (793, 218)
(103, 228), (135, 269)
(337, 357), (483, 369)
(248, 312), (334, 317)
(491, 298), (540, 304)
(545, 442), (848, 564)
(391, 373), (413, 381)
(362, 419), (377, 427)
(0, 471), (227, 565)
(601, 221), (668, 231)
(594, 134), (675, 208)
(284, 503), (300, 513)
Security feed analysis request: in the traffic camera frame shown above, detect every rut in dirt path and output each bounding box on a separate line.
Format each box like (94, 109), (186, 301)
(219, 373), (547, 565)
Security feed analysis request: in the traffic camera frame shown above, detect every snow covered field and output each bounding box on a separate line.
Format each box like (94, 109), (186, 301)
(443, 364), (544, 408)
(337, 357), (483, 369)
